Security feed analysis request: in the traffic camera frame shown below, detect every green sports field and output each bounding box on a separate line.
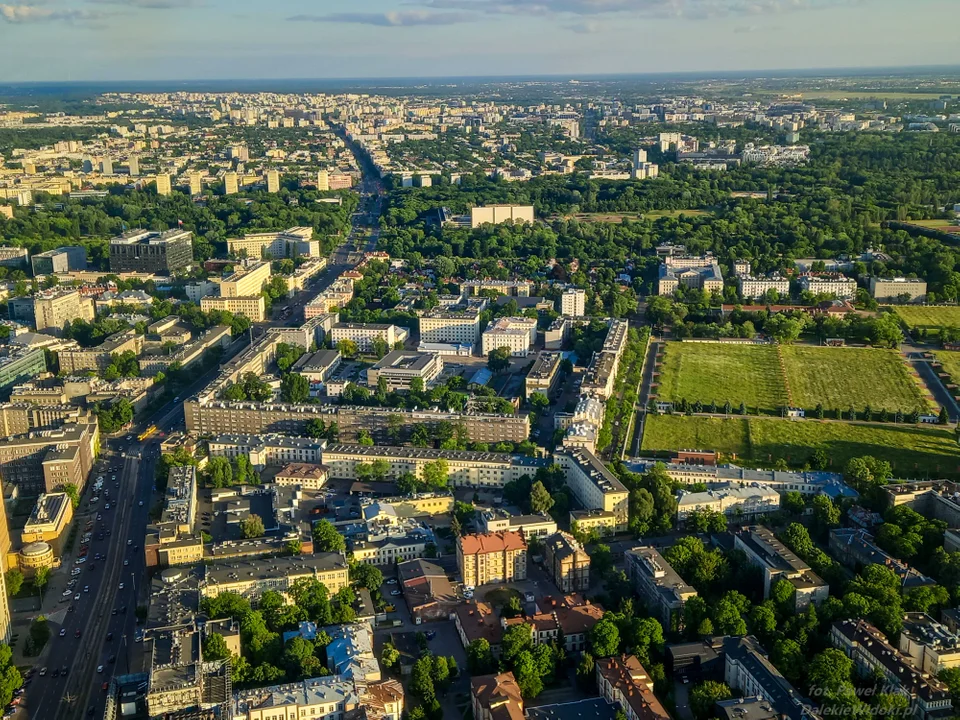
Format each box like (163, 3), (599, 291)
(655, 342), (787, 413)
(779, 345), (926, 413)
(641, 414), (959, 476)
(893, 306), (960, 332)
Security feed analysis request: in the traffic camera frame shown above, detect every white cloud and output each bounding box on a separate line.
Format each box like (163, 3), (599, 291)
(288, 10), (473, 26)
(0, 3), (105, 21)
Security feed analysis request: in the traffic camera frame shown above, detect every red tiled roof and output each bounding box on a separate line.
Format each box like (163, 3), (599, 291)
(459, 531), (527, 555)
(597, 655), (670, 720)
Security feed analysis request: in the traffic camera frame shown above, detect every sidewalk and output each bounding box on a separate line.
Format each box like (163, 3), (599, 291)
(9, 453), (116, 668)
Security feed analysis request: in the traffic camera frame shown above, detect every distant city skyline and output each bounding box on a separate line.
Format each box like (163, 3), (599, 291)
(0, 0), (957, 83)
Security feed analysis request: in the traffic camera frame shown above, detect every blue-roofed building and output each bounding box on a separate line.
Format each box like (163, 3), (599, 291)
(282, 620), (319, 644)
(470, 368), (493, 387)
(327, 623), (381, 682)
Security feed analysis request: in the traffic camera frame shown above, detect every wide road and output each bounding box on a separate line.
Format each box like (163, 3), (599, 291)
(22, 151), (386, 719)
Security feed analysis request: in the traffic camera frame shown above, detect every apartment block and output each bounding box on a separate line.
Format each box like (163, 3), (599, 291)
(482, 316), (538, 357)
(828, 528), (934, 589)
(330, 323), (409, 353)
(154, 173), (171, 196)
(524, 351), (563, 398)
(832, 619), (952, 720)
(291, 350), (342, 386)
(200, 295), (266, 322)
(556, 449), (629, 532)
(734, 526), (829, 610)
(900, 613), (960, 675)
(199, 553), (349, 604)
(625, 546), (697, 630)
(458, 531), (527, 587)
(109, 228), (193, 274)
(367, 351), (443, 391)
(219, 261), (271, 297)
(723, 636), (818, 720)
(676, 483), (780, 525)
(658, 256), (724, 296)
(798, 273), (858, 299)
(870, 277), (928, 303)
(561, 288), (586, 316)
(738, 275), (790, 300)
(470, 205), (534, 229)
(596, 656), (671, 720)
(419, 309), (481, 346)
(33, 289), (95, 333)
(188, 401), (531, 446)
(208, 434), (325, 469)
(0, 420), (99, 496)
(479, 509), (557, 539)
(543, 531), (590, 593)
(472, 673), (523, 720)
(320, 444), (548, 488)
(227, 227), (322, 259)
(570, 509), (620, 537)
(58, 329), (143, 374)
(234, 676), (359, 720)
(461, 280), (533, 298)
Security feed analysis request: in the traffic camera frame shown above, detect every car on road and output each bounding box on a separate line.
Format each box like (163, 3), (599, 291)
(138, 500), (143, 506)
(61, 667), (68, 677)
(38, 668), (46, 677)
(123, 560), (129, 566)
(120, 605), (127, 613)
(386, 578), (397, 585)
(106, 632), (113, 641)
(51, 668), (59, 678)
(74, 630), (81, 638)
(112, 609), (117, 616)
(70, 569), (81, 577)
(127, 539), (132, 545)
(62, 589), (72, 597)
(74, 593), (80, 601)
(425, 631), (436, 640)
(84, 585), (89, 592)
(97, 665), (103, 674)
(104, 503), (110, 510)
(96, 514), (102, 520)
(390, 590), (401, 596)
(118, 582), (124, 590)
(59, 628), (66, 636)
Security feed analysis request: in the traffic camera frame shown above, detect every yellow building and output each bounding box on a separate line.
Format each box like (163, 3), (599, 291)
(16, 541), (54, 576)
(199, 553), (349, 604)
(220, 261), (271, 298)
(569, 509), (619, 537)
(200, 295), (266, 322)
(21, 492), (73, 555)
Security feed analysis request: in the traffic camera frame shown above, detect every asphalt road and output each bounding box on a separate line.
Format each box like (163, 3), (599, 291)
(22, 164), (385, 719)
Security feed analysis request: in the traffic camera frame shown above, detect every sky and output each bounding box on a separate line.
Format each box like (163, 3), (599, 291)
(0, 0), (957, 83)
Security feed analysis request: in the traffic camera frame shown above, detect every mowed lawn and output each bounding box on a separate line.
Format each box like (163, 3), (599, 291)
(893, 306), (960, 332)
(780, 345), (925, 413)
(641, 415), (960, 477)
(934, 351), (960, 385)
(656, 343), (787, 412)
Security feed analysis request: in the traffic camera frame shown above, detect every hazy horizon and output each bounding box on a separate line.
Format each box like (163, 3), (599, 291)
(1, 0), (958, 83)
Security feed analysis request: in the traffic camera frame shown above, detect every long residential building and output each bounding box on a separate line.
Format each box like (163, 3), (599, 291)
(219, 261), (271, 297)
(525, 351), (563, 398)
(186, 400), (531, 445)
(330, 323), (409, 352)
(832, 619), (952, 720)
(828, 528), (934, 589)
(734, 526), (829, 610)
(227, 227), (322, 259)
(723, 635), (819, 720)
(658, 256), (723, 296)
(627, 459), (857, 498)
(481, 316), (538, 357)
(798, 273), (858, 299)
(418, 309), (481, 346)
(625, 546), (697, 630)
(199, 553), (349, 604)
(676, 483), (780, 524)
(870, 277), (928, 303)
(57, 329), (143, 374)
(200, 295), (266, 322)
(458, 531), (527, 588)
(0, 419), (99, 496)
(556, 449), (629, 532)
(320, 444), (548, 487)
(596, 655), (671, 720)
(208, 434), (325, 468)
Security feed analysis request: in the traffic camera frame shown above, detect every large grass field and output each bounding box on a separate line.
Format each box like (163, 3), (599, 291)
(779, 345), (926, 413)
(893, 306), (960, 332)
(655, 343), (787, 412)
(641, 415), (960, 477)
